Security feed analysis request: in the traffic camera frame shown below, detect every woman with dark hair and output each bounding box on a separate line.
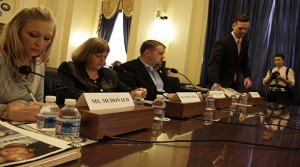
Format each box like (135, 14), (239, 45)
(56, 37), (147, 104)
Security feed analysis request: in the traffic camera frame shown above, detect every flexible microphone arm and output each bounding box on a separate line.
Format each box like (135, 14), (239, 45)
(19, 65), (84, 93)
(170, 68), (202, 92)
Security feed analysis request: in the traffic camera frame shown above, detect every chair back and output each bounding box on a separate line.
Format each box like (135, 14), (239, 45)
(44, 67), (59, 99)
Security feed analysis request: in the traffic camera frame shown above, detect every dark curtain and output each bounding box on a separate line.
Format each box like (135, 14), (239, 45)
(266, 0), (300, 104)
(123, 13), (132, 53)
(98, 13), (119, 42)
(200, 0), (300, 105)
(199, 0), (236, 88)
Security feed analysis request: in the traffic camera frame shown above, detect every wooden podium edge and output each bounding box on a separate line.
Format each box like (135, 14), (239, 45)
(78, 105), (154, 140)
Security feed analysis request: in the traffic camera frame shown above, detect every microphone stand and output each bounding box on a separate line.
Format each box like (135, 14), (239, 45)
(30, 71), (85, 93)
(170, 68), (202, 92)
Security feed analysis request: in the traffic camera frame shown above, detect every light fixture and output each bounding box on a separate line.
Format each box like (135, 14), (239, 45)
(156, 10), (168, 20)
(149, 11), (174, 45)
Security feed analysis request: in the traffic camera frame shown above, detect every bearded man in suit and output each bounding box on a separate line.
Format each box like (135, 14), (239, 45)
(117, 40), (178, 100)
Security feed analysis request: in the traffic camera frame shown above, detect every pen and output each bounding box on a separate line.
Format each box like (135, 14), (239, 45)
(24, 84), (37, 102)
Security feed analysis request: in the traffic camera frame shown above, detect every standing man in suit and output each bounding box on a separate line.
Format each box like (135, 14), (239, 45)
(208, 14), (252, 91)
(117, 40), (177, 100)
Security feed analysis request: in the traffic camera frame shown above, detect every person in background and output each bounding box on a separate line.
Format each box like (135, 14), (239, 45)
(207, 14), (252, 91)
(116, 40), (178, 100)
(263, 54), (295, 104)
(0, 7), (56, 121)
(263, 54), (295, 86)
(111, 60), (122, 70)
(56, 37), (147, 104)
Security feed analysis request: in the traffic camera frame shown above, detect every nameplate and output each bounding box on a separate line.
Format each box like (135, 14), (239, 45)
(222, 88), (242, 97)
(170, 92), (200, 103)
(249, 92), (260, 98)
(209, 91), (226, 99)
(76, 93), (134, 110)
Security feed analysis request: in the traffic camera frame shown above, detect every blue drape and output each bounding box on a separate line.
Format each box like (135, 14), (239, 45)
(98, 13), (119, 42)
(123, 13), (132, 53)
(200, 0), (300, 105)
(266, 0), (300, 104)
(98, 12), (132, 53)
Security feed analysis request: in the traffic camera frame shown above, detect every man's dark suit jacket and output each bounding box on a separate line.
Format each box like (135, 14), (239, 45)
(207, 33), (251, 88)
(117, 58), (177, 100)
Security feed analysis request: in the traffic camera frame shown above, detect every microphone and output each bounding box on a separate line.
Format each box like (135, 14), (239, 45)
(170, 68), (206, 92)
(19, 65), (32, 75)
(19, 65), (84, 93)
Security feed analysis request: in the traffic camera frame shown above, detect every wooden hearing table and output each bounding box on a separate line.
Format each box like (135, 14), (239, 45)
(59, 101), (300, 167)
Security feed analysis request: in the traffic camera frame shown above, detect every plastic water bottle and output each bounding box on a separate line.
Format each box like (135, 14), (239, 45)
(211, 83), (219, 91)
(239, 93), (248, 113)
(151, 121), (163, 141)
(152, 95), (167, 121)
(230, 94), (238, 111)
(55, 99), (81, 140)
(206, 94), (215, 110)
(133, 90), (144, 105)
(37, 96), (60, 129)
(204, 94), (215, 125)
(196, 92), (203, 101)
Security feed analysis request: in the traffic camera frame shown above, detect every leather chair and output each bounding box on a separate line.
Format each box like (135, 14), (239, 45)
(44, 67), (59, 100)
(167, 76), (181, 92)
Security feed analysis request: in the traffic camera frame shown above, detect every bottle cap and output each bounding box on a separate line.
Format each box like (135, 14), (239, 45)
(64, 99), (76, 105)
(45, 96), (56, 102)
(135, 90), (142, 95)
(156, 95), (164, 99)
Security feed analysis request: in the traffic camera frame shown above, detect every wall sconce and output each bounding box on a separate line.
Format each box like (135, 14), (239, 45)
(149, 11), (174, 45)
(156, 10), (168, 20)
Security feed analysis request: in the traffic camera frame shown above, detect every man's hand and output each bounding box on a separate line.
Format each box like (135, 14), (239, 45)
(130, 88), (147, 99)
(244, 78), (252, 89)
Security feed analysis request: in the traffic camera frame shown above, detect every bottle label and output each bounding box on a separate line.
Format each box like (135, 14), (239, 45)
(134, 100), (144, 106)
(239, 95), (248, 112)
(240, 97), (248, 104)
(55, 118), (80, 135)
(153, 106), (166, 117)
(206, 98), (215, 110)
(37, 113), (57, 129)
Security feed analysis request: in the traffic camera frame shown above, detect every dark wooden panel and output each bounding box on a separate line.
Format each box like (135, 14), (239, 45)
(78, 105), (154, 140)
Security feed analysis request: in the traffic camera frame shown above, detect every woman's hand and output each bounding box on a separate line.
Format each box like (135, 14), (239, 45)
(2, 101), (43, 122)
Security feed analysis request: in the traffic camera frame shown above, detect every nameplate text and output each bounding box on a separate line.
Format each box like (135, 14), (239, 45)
(209, 91), (226, 99)
(249, 92), (260, 98)
(171, 92), (200, 103)
(76, 93), (134, 110)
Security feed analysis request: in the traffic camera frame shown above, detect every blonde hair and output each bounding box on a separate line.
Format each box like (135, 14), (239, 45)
(72, 37), (110, 64)
(0, 6), (56, 76)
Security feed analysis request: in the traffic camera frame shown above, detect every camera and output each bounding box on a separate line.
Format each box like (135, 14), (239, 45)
(271, 71), (280, 79)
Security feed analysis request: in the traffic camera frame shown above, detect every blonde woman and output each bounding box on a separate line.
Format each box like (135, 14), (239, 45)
(0, 7), (56, 121)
